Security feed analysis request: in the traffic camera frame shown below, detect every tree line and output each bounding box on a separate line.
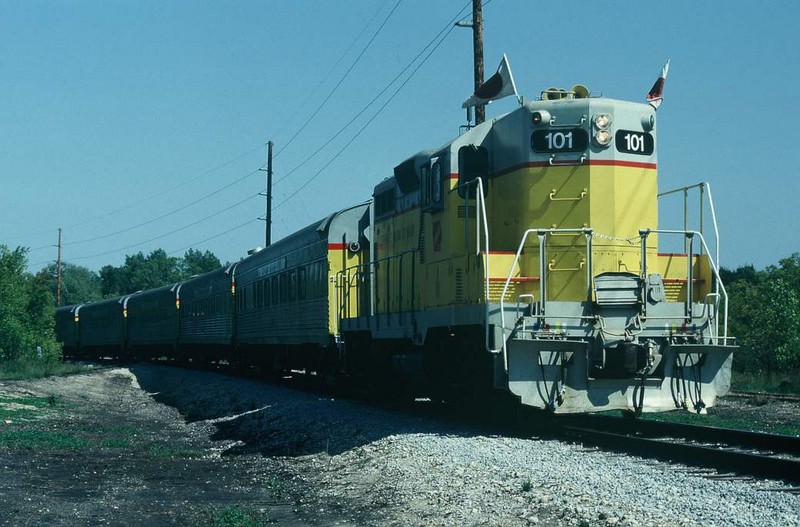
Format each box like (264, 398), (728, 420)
(0, 246), (222, 363)
(721, 253), (800, 374)
(1, 242), (798, 376)
(38, 248), (223, 305)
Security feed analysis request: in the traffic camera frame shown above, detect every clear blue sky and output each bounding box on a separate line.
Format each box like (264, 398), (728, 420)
(2, 1), (798, 273)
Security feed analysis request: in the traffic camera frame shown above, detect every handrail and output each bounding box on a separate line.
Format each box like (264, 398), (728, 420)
(495, 226), (729, 365)
(496, 227), (593, 369)
(335, 249), (416, 323)
(549, 188), (587, 201)
(640, 229), (729, 341)
(452, 177), (492, 352)
(657, 182), (720, 276)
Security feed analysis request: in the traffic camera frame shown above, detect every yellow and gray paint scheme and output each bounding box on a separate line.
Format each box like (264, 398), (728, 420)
(339, 87), (735, 413)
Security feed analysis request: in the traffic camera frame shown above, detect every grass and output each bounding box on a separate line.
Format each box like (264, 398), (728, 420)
(0, 394), (60, 421)
(639, 409), (800, 436)
(102, 438), (133, 448)
(0, 429), (87, 450)
(731, 370), (800, 393)
(0, 359), (91, 380)
(202, 506), (271, 527)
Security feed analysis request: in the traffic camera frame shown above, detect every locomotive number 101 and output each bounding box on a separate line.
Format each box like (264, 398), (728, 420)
(531, 128), (589, 153)
(615, 130), (654, 155)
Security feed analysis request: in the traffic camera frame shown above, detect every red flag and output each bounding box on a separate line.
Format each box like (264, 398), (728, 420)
(462, 54), (519, 109)
(646, 59), (670, 110)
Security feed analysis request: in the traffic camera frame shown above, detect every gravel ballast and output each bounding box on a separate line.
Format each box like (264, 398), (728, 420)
(2, 364), (798, 526)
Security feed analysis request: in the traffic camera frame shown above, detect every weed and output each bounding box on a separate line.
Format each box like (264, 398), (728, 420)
(0, 429), (87, 450)
(264, 475), (285, 499)
(640, 407), (800, 436)
(0, 359), (90, 381)
(102, 438), (132, 449)
(521, 479), (533, 492)
(0, 395), (62, 421)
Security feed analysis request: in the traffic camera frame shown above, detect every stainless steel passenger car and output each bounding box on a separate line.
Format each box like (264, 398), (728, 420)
(233, 203), (369, 370)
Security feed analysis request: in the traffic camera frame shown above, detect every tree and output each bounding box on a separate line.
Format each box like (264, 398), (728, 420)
(123, 249), (181, 292)
(724, 260), (800, 374)
(99, 264), (126, 298)
(719, 264), (759, 286)
(0, 245), (60, 362)
(770, 253), (800, 293)
(180, 248), (222, 278)
(36, 262), (102, 306)
(97, 248), (223, 297)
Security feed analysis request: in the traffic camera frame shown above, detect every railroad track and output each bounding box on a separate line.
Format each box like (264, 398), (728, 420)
(553, 414), (800, 486)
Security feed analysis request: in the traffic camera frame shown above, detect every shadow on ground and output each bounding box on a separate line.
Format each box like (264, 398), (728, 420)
(129, 363), (481, 458)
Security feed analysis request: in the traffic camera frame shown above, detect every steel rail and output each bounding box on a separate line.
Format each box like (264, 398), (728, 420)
(558, 414), (800, 455)
(559, 425), (800, 484)
(553, 415), (800, 484)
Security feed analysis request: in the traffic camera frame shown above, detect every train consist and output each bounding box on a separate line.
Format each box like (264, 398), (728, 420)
(57, 82), (736, 414)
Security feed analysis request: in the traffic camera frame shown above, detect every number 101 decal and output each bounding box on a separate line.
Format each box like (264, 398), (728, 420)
(531, 128), (589, 153)
(615, 130), (654, 155)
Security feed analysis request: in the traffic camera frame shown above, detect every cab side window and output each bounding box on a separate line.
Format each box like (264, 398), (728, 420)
(458, 145), (489, 199)
(422, 159), (444, 212)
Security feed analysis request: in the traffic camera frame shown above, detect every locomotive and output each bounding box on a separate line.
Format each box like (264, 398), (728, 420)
(57, 81), (735, 414)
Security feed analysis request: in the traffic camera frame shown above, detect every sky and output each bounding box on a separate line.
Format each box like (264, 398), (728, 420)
(1, 0), (799, 274)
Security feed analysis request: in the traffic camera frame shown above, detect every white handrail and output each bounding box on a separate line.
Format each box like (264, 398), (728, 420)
(496, 227), (593, 370)
(452, 178), (492, 352)
(658, 181), (721, 277)
(642, 229), (729, 341)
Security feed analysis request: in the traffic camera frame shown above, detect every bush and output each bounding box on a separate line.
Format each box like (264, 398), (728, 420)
(0, 245), (61, 363)
(726, 253), (800, 374)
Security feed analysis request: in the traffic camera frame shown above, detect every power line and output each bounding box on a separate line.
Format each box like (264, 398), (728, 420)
(66, 192), (262, 262)
(273, 7), (465, 212)
(274, 0), (403, 160)
(8, 144), (266, 242)
(33, 1), (479, 267)
(64, 168), (261, 246)
(271, 1), (472, 191)
(25, 3), (404, 265)
(269, 0), (395, 146)
(167, 218), (260, 257)
(18, 1), (402, 257)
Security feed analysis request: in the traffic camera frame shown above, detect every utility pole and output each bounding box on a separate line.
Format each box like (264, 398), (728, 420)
(56, 228), (62, 307)
(456, 0), (485, 125)
(472, 0), (485, 125)
(265, 141), (273, 247)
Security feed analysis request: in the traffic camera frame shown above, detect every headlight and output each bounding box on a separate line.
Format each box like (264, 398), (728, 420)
(532, 110), (551, 126)
(594, 129), (613, 146)
(593, 113), (612, 130)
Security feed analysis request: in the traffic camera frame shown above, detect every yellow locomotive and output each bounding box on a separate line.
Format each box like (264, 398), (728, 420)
(338, 85), (734, 413)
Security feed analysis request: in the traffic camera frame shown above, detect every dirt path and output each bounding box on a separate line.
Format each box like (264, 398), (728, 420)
(0, 366), (308, 526)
